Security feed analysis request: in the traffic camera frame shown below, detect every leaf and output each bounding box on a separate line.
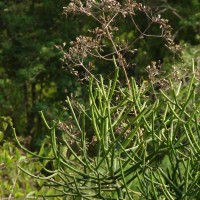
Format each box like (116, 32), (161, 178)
(15, 191), (25, 197)
(26, 191), (37, 197)
(0, 116), (13, 132)
(0, 131), (4, 141)
(2, 122), (8, 131)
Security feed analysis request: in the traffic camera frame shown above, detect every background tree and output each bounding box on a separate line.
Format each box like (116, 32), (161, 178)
(0, 0), (85, 148)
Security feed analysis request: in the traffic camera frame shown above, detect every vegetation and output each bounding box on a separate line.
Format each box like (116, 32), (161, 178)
(0, 0), (199, 199)
(13, 59), (200, 199)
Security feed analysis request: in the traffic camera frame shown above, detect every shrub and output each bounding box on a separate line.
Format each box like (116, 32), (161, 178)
(13, 59), (200, 199)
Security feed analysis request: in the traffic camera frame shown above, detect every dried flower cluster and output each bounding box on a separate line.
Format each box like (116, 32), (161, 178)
(59, 0), (180, 87)
(63, 0), (141, 17)
(146, 61), (170, 91)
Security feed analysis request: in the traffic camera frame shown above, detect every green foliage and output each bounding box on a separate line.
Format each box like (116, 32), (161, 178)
(0, 0), (199, 146)
(0, 116), (12, 141)
(0, 135), (63, 198)
(1, 0), (200, 199)
(14, 60), (200, 199)
(0, 142), (39, 198)
(0, 0), (83, 140)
